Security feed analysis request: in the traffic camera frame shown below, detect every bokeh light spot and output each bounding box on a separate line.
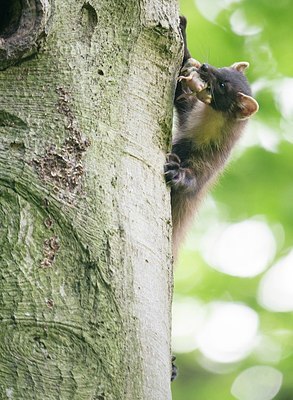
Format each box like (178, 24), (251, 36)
(201, 219), (276, 277)
(195, 0), (241, 22)
(231, 366), (283, 400)
(258, 250), (293, 311)
(197, 302), (259, 363)
(230, 9), (263, 36)
(172, 297), (206, 353)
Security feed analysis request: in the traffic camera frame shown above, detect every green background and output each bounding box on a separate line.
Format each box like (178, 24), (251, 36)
(172, 0), (293, 399)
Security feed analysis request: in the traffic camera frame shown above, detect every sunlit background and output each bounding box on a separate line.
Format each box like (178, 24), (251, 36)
(172, 0), (293, 399)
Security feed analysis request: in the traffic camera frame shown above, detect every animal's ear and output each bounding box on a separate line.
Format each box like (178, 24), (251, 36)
(236, 92), (259, 119)
(230, 61), (249, 73)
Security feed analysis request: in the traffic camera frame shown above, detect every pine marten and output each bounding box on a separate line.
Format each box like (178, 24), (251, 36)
(165, 17), (259, 258)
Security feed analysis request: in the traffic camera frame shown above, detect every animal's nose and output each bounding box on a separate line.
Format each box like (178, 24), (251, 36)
(200, 63), (209, 72)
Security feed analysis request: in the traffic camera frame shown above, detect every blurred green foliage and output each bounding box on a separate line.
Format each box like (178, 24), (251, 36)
(172, 1), (293, 399)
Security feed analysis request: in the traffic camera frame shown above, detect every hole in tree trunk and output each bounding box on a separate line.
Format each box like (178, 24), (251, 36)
(0, 0), (22, 38)
(0, 0), (51, 70)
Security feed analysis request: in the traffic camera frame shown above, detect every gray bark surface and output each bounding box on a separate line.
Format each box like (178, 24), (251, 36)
(0, 1), (181, 399)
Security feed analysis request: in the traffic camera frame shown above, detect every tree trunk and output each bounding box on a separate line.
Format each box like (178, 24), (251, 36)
(0, 1), (181, 399)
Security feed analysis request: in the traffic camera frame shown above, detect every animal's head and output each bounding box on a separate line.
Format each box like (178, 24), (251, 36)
(197, 61), (259, 120)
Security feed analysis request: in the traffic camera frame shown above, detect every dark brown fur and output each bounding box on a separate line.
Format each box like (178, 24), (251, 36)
(165, 17), (259, 257)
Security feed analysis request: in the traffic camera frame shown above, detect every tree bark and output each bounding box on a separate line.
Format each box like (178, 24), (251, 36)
(0, 1), (181, 399)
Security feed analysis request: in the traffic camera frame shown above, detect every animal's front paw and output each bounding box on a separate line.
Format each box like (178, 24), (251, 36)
(164, 153), (181, 184)
(164, 153), (196, 192)
(178, 58), (207, 96)
(181, 57), (201, 74)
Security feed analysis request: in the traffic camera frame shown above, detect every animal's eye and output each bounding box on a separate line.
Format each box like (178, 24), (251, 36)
(219, 82), (225, 89)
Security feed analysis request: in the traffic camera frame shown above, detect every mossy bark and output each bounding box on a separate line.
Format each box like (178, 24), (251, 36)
(0, 1), (181, 399)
